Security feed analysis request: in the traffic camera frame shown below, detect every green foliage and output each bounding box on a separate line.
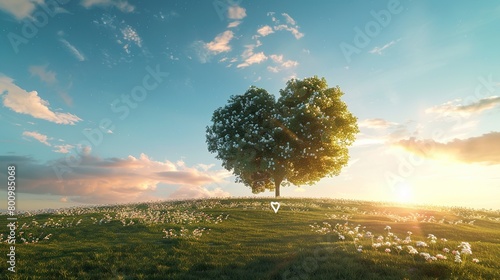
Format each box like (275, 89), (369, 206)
(206, 77), (359, 195)
(206, 87), (277, 193)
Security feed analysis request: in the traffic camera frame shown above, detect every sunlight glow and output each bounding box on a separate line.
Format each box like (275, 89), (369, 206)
(394, 182), (414, 204)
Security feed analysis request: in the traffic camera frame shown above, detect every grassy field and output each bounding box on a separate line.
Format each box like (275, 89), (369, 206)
(1, 198), (499, 280)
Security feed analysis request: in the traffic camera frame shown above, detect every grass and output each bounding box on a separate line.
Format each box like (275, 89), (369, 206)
(0, 198), (499, 279)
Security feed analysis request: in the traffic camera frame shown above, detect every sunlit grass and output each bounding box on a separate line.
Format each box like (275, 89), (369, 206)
(0, 198), (499, 279)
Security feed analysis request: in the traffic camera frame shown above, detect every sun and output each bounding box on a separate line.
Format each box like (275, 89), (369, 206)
(394, 182), (414, 204)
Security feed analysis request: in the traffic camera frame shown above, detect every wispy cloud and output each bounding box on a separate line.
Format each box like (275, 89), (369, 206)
(353, 119), (417, 147)
(426, 96), (500, 116)
(228, 21), (242, 28)
(154, 10), (179, 21)
(369, 39), (401, 55)
(0, 153), (231, 204)
(59, 39), (86, 62)
(0, 75), (81, 125)
(53, 144), (74, 154)
(274, 24), (304, 39)
(22, 131), (51, 146)
(267, 66), (279, 73)
(81, 0), (134, 13)
(264, 12), (304, 39)
(29, 65), (57, 84)
(397, 132), (500, 165)
(282, 13), (296, 25)
(269, 54), (283, 62)
(29, 65), (73, 106)
(359, 118), (398, 129)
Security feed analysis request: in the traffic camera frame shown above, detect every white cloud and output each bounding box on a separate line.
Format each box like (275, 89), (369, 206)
(235, 44), (270, 69)
(0, 0), (42, 20)
(241, 44), (256, 58)
(0, 76), (81, 125)
(53, 144), (74, 154)
(274, 24), (304, 39)
(205, 30), (234, 54)
(237, 52), (267, 68)
(267, 66), (279, 73)
(227, 21), (241, 28)
(227, 5), (246, 20)
(23, 131), (51, 146)
(268, 54), (298, 72)
(29, 65), (57, 84)
(270, 54), (283, 63)
(282, 60), (298, 68)
(369, 39), (401, 55)
(267, 13), (304, 39)
(282, 13), (296, 25)
(81, 0), (134, 13)
(59, 39), (86, 62)
(257, 25), (274, 36)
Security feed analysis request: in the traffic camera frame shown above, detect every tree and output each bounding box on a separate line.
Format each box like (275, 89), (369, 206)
(206, 76), (359, 197)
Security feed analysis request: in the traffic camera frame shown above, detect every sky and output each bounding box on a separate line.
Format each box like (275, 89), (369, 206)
(0, 0), (499, 211)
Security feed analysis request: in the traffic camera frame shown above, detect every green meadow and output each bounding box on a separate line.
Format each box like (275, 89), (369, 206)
(1, 198), (499, 279)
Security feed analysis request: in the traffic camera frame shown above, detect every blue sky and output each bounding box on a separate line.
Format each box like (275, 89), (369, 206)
(1, 0), (499, 210)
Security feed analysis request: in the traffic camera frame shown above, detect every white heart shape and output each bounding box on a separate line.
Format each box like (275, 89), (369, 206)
(270, 202), (280, 213)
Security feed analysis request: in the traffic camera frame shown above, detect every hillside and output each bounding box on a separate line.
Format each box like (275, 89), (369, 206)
(1, 198), (499, 279)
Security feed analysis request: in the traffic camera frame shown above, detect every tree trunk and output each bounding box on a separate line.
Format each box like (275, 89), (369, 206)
(275, 179), (281, 197)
